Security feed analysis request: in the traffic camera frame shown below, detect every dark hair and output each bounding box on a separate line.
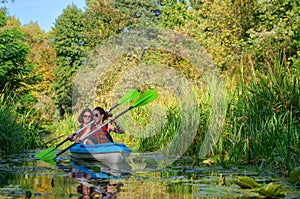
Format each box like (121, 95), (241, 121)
(77, 184), (83, 193)
(93, 107), (108, 120)
(77, 184), (95, 194)
(78, 108), (93, 123)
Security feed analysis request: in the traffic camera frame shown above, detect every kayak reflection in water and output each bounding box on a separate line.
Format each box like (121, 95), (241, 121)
(66, 161), (129, 199)
(76, 180), (123, 199)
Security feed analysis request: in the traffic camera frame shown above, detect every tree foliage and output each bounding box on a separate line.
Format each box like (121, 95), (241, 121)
(168, 0), (300, 72)
(21, 22), (56, 96)
(241, 0), (300, 68)
(158, 0), (189, 30)
(109, 0), (161, 29)
(20, 22), (56, 120)
(0, 8), (44, 155)
(50, 5), (87, 118)
(178, 0), (243, 71)
(84, 0), (126, 49)
(0, 8), (38, 107)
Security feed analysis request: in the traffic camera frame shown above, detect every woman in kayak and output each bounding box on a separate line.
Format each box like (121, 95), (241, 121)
(69, 108), (94, 143)
(84, 106), (124, 144)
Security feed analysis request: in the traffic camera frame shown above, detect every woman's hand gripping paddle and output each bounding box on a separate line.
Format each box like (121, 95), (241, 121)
(34, 89), (140, 160)
(52, 89), (158, 160)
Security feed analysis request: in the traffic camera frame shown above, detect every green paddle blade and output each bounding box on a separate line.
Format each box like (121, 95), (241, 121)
(132, 89), (158, 107)
(34, 147), (56, 159)
(43, 158), (57, 166)
(119, 89), (139, 104)
(40, 152), (57, 162)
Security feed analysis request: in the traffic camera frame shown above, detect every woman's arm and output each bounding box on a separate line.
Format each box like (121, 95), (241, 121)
(108, 118), (124, 134)
(79, 127), (91, 140)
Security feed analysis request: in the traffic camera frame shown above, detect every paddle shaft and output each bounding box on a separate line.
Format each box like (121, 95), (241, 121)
(55, 121), (94, 148)
(107, 103), (119, 112)
(55, 106), (134, 158)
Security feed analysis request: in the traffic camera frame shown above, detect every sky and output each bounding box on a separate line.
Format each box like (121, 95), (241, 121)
(3, 0), (86, 32)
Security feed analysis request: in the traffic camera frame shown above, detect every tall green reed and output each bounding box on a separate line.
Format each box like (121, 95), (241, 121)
(114, 104), (182, 152)
(46, 113), (77, 148)
(0, 94), (44, 156)
(136, 106), (181, 152)
(224, 60), (300, 169)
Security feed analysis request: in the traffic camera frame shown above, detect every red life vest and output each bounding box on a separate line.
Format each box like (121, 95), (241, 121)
(77, 125), (90, 138)
(88, 125), (113, 143)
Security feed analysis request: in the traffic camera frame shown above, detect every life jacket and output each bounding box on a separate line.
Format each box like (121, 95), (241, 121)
(77, 125), (90, 138)
(88, 124), (113, 144)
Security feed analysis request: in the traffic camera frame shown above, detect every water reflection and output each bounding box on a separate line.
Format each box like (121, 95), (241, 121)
(76, 180), (123, 199)
(59, 158), (131, 199)
(1, 152), (300, 198)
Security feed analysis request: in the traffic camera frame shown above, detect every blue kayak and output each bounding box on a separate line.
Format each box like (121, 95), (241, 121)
(69, 158), (132, 179)
(70, 142), (132, 163)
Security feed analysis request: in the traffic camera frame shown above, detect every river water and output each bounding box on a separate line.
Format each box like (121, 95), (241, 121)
(0, 150), (299, 198)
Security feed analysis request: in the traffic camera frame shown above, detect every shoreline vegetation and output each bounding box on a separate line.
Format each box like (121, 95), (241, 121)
(1, 0), (299, 178)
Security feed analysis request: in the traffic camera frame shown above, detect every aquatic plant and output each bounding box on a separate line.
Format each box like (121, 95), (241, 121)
(0, 94), (44, 155)
(224, 59), (300, 170)
(289, 167), (300, 185)
(236, 176), (260, 189)
(258, 182), (284, 197)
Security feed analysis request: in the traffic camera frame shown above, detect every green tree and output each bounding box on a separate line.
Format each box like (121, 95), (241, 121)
(0, 8), (38, 111)
(21, 22), (56, 96)
(50, 4), (87, 118)
(84, 0), (126, 49)
(0, 8), (44, 155)
(180, 0), (243, 71)
(241, 0), (300, 68)
(158, 0), (189, 30)
(109, 0), (161, 29)
(20, 22), (56, 121)
(188, 0), (204, 10)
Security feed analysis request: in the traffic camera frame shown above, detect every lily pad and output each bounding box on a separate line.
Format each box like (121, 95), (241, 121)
(236, 176), (260, 189)
(258, 182), (284, 197)
(289, 167), (300, 185)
